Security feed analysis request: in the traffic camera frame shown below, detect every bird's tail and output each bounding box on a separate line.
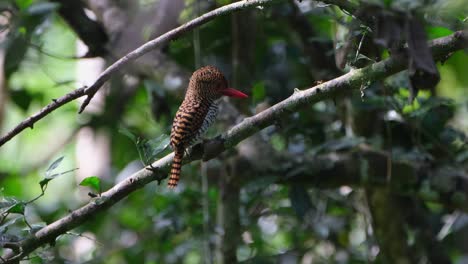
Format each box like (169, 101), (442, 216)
(168, 150), (184, 188)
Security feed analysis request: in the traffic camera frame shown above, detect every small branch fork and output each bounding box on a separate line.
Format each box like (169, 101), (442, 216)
(1, 30), (467, 263)
(0, 0), (280, 148)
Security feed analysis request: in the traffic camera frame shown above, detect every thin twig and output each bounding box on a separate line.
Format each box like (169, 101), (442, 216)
(0, 87), (87, 147)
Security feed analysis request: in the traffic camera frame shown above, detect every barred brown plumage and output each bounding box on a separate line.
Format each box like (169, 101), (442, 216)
(168, 66), (248, 188)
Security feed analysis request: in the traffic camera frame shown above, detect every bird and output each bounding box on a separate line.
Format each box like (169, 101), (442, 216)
(168, 66), (248, 188)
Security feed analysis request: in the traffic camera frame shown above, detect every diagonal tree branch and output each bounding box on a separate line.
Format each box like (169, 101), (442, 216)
(0, 0), (359, 148)
(0, 88), (87, 147)
(2, 30), (467, 263)
(0, 0), (281, 148)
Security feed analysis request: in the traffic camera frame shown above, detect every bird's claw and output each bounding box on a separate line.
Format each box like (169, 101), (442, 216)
(146, 165), (164, 185)
(146, 164), (158, 173)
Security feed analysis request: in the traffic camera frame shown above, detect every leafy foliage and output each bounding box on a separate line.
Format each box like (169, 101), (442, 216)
(0, 156), (76, 259)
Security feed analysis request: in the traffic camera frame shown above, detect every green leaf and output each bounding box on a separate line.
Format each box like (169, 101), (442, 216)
(270, 134), (286, 151)
(8, 202), (25, 215)
(4, 35), (29, 77)
(402, 99), (420, 114)
(136, 134), (170, 164)
(0, 198), (25, 215)
(146, 135), (170, 158)
(10, 90), (34, 112)
(119, 127), (136, 141)
(398, 88), (410, 98)
(39, 178), (50, 190)
(15, 0), (34, 10)
(252, 82), (266, 102)
(427, 26), (453, 39)
(79, 176), (101, 193)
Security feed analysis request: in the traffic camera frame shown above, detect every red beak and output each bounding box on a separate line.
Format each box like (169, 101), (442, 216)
(220, 88), (248, 98)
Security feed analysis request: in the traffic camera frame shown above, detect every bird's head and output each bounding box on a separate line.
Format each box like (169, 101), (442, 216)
(188, 65), (248, 100)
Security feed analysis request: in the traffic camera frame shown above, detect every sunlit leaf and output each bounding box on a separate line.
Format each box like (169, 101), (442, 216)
(398, 87), (410, 98)
(402, 99), (420, 114)
(15, 0), (34, 10)
(79, 176), (101, 193)
(270, 134), (286, 151)
(427, 26), (453, 39)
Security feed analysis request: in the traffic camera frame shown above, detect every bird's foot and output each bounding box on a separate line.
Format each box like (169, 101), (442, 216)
(146, 165), (164, 185)
(146, 164), (158, 173)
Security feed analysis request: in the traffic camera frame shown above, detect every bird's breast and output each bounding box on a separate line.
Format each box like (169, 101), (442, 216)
(170, 99), (219, 149)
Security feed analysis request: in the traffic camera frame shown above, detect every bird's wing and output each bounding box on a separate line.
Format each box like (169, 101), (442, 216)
(170, 100), (210, 149)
